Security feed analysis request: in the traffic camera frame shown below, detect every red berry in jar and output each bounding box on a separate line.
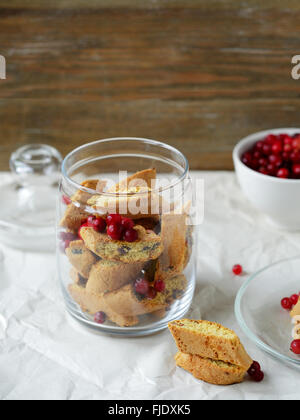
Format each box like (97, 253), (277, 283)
(281, 297), (293, 310)
(290, 340), (300, 355)
(62, 195), (72, 205)
(107, 223), (123, 240)
(121, 217), (135, 230)
(232, 264), (243, 275)
(87, 215), (96, 226)
(94, 311), (106, 324)
(154, 280), (166, 292)
(92, 217), (106, 232)
(134, 277), (149, 295)
(106, 214), (122, 225)
(147, 287), (157, 300)
(123, 228), (138, 242)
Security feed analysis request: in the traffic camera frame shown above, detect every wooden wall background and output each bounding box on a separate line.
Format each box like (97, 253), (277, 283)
(1, 0), (300, 170)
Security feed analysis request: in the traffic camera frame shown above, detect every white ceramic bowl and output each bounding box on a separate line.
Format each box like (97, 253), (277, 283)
(233, 128), (300, 231)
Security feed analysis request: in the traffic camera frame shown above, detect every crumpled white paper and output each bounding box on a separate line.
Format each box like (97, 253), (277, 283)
(0, 171), (300, 400)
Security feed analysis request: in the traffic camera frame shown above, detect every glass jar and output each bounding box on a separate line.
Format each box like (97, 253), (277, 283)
(58, 138), (197, 336)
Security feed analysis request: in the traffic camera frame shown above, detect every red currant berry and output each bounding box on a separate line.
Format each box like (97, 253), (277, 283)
(290, 339), (300, 355)
(106, 214), (122, 225)
(283, 143), (292, 153)
(59, 231), (77, 242)
(87, 215), (96, 226)
(78, 223), (89, 240)
(107, 223), (123, 240)
(281, 297), (293, 310)
(292, 137), (300, 151)
(62, 195), (72, 205)
(290, 294), (299, 306)
(265, 134), (277, 144)
(259, 166), (268, 175)
(154, 280), (166, 293)
(276, 168), (289, 179)
(272, 141), (282, 154)
(252, 370), (264, 382)
(92, 217), (106, 232)
(292, 163), (300, 177)
(283, 134), (292, 144)
(255, 141), (264, 151)
(266, 163), (276, 176)
(247, 361), (261, 377)
(134, 277), (149, 295)
(232, 264), (243, 275)
(262, 143), (271, 155)
(147, 287), (157, 299)
(94, 311), (106, 324)
(123, 228), (138, 242)
(121, 217), (135, 230)
(258, 157), (268, 167)
(290, 151), (300, 163)
(242, 152), (253, 167)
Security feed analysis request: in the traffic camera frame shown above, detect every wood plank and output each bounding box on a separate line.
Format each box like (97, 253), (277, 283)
(0, 6), (300, 101)
(0, 1), (300, 170)
(0, 98), (299, 171)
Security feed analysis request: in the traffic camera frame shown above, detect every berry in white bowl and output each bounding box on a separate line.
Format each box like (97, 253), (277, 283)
(233, 128), (300, 231)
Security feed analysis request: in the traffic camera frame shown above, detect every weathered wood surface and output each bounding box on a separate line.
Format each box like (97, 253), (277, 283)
(0, 0), (300, 170)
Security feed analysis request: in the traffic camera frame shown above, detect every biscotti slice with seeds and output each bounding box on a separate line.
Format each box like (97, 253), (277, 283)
(86, 260), (145, 294)
(155, 213), (187, 281)
(60, 179), (106, 232)
(102, 274), (187, 317)
(68, 282), (139, 327)
(168, 319), (252, 370)
(70, 267), (88, 287)
(110, 168), (156, 192)
(87, 169), (167, 219)
(80, 225), (163, 263)
(66, 240), (98, 278)
(175, 352), (246, 385)
(291, 298), (300, 317)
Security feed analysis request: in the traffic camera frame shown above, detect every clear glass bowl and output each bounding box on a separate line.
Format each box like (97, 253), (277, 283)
(235, 256), (300, 367)
(57, 137), (197, 336)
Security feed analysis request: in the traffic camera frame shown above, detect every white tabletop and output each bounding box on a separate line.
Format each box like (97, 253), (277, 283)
(0, 171), (300, 400)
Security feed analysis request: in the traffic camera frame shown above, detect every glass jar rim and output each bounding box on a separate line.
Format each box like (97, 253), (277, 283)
(61, 137), (190, 196)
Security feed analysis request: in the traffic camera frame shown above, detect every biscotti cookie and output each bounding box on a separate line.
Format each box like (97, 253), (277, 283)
(102, 274), (187, 317)
(88, 188), (164, 220)
(86, 260), (145, 294)
(175, 352), (246, 385)
(110, 168), (157, 192)
(70, 267), (88, 287)
(60, 179), (106, 232)
(87, 168), (167, 219)
(168, 319), (252, 370)
(155, 213), (187, 281)
(66, 240), (98, 278)
(80, 225), (163, 263)
(68, 283), (139, 327)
